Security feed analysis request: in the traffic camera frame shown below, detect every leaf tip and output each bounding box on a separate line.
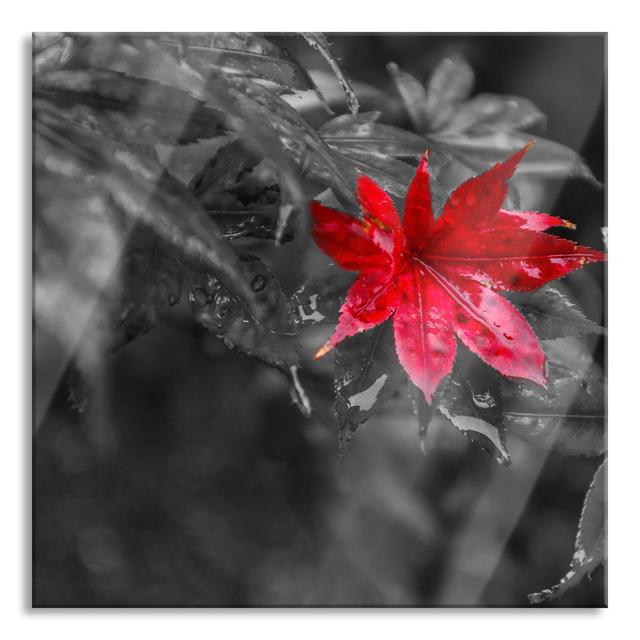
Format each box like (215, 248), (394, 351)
(419, 148), (430, 167)
(314, 343), (333, 359)
(522, 367), (548, 390)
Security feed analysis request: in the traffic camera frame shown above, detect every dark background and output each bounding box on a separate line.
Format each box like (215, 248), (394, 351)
(34, 34), (606, 606)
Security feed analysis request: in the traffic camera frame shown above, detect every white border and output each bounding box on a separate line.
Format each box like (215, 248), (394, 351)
(5, 2), (637, 637)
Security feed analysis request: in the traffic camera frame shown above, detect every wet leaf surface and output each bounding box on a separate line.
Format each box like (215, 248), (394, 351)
(302, 33), (360, 115)
(203, 71), (359, 237)
(387, 62), (431, 133)
(427, 129), (599, 185)
(441, 94), (545, 133)
(390, 58), (599, 185)
(110, 226), (183, 350)
(436, 354), (510, 465)
(189, 140), (289, 242)
(408, 382), (436, 454)
(529, 459), (606, 603)
(334, 321), (406, 459)
(35, 109), (283, 330)
(290, 264), (355, 328)
(158, 33), (317, 92)
(502, 338), (605, 457)
(320, 111), (427, 158)
(187, 254), (310, 416)
(58, 34), (208, 98)
(35, 69), (227, 146)
(422, 54), (475, 131)
(508, 284), (605, 340)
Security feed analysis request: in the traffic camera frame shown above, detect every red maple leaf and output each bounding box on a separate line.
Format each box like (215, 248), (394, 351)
(310, 141), (606, 402)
